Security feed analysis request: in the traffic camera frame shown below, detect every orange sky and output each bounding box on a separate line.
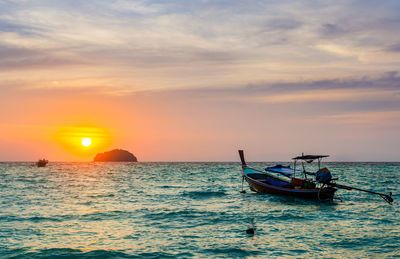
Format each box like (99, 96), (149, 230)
(1, 83), (400, 161)
(1, 1), (400, 161)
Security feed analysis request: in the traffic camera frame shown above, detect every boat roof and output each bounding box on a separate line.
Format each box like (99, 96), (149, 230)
(265, 165), (303, 178)
(292, 155), (329, 160)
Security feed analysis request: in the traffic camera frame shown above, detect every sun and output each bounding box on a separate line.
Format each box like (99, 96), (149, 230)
(81, 137), (92, 147)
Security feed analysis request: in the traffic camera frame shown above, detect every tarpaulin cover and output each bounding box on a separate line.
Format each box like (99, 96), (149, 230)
(265, 165), (302, 178)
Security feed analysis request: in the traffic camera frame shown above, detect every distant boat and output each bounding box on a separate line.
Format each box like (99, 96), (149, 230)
(36, 159), (48, 167)
(239, 150), (393, 203)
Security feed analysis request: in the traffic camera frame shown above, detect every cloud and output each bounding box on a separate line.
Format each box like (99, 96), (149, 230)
(263, 71), (400, 93)
(0, 20), (39, 36)
(0, 44), (41, 59)
(263, 18), (303, 31)
(255, 88), (400, 103)
(0, 46), (90, 70)
(320, 110), (400, 125)
(315, 44), (358, 58)
(319, 24), (348, 38)
(0, 41), (93, 71)
(385, 43), (400, 52)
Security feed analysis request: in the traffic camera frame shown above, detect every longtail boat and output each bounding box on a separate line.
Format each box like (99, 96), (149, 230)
(239, 150), (393, 204)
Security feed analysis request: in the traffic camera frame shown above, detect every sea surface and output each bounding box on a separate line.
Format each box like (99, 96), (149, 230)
(0, 162), (399, 258)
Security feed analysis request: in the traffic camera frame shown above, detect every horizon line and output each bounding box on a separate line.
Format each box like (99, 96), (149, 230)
(1, 160), (399, 163)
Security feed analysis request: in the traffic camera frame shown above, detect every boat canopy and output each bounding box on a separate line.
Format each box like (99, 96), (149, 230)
(292, 155), (329, 161)
(265, 165), (303, 178)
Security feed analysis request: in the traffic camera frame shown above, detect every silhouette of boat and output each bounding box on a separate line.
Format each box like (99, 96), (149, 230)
(36, 159), (48, 167)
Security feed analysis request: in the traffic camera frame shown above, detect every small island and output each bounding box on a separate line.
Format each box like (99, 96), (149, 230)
(94, 149), (138, 162)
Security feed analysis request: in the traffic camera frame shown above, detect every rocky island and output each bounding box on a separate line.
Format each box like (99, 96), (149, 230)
(94, 149), (138, 162)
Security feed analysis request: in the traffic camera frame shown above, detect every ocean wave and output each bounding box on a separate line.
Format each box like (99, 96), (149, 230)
(141, 208), (238, 228)
(145, 208), (217, 221)
(181, 190), (226, 199)
(87, 193), (115, 198)
(201, 247), (259, 257)
(0, 215), (64, 223)
(79, 210), (131, 221)
(1, 248), (186, 258)
(0, 210), (132, 223)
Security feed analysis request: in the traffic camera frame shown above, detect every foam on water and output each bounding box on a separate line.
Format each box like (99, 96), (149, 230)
(0, 162), (399, 258)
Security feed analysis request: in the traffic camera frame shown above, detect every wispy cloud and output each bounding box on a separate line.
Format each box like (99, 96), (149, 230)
(385, 42), (400, 52)
(172, 71), (400, 98)
(1, 0), (400, 94)
(254, 88), (400, 104)
(321, 110), (400, 125)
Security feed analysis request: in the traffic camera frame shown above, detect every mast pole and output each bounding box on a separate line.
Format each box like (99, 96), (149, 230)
(318, 158), (321, 170)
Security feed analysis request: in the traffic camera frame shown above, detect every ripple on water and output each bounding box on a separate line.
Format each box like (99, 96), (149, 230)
(142, 208), (236, 228)
(3, 248), (189, 258)
(181, 190), (227, 199)
(201, 247), (259, 257)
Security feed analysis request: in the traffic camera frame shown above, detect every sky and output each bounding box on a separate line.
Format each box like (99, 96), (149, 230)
(1, 0), (400, 161)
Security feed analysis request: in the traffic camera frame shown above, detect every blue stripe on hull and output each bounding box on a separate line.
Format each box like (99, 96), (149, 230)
(245, 176), (319, 194)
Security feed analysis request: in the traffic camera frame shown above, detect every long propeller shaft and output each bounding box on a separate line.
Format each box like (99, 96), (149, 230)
(329, 182), (393, 204)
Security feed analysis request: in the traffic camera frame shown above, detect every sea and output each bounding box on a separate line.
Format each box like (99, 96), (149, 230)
(0, 162), (399, 258)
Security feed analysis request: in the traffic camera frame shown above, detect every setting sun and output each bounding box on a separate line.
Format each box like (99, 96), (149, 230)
(81, 137), (92, 147)
(54, 126), (112, 159)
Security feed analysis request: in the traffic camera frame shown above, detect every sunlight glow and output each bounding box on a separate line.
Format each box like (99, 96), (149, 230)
(54, 126), (111, 158)
(81, 137), (92, 147)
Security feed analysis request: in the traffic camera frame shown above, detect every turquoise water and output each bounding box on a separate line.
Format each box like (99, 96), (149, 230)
(0, 162), (399, 258)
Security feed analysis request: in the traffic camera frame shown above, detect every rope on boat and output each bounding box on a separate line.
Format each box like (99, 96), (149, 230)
(240, 176), (246, 193)
(317, 183), (325, 202)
